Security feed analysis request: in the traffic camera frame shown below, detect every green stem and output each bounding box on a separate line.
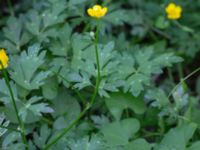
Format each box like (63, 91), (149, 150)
(6, 0), (14, 16)
(43, 105), (89, 150)
(158, 117), (165, 134)
(142, 130), (162, 138)
(125, 108), (129, 118)
(43, 20), (101, 150)
(177, 63), (183, 79)
(150, 27), (171, 40)
(0, 63), (28, 150)
(173, 20), (194, 34)
(168, 66), (200, 99)
(167, 67), (175, 86)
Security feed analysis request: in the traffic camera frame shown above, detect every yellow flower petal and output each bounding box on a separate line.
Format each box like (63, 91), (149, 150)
(0, 49), (9, 69)
(87, 8), (94, 17)
(165, 3), (182, 20)
(93, 5), (102, 11)
(87, 5), (108, 19)
(176, 6), (182, 13)
(102, 7), (108, 15)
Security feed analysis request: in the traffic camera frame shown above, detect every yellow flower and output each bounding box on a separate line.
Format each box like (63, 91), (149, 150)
(165, 3), (182, 20)
(0, 49), (9, 69)
(87, 5), (108, 19)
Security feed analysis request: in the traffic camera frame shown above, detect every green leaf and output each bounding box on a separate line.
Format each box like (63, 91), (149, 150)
(0, 79), (18, 104)
(42, 76), (58, 100)
(187, 141), (200, 150)
(19, 96), (54, 122)
(42, 0), (67, 28)
(33, 125), (51, 149)
(146, 89), (169, 108)
(68, 0), (86, 6)
(155, 123), (197, 150)
(2, 132), (24, 150)
(2, 17), (30, 53)
(52, 88), (81, 129)
(49, 24), (72, 56)
(105, 92), (146, 120)
(104, 10), (131, 26)
(101, 118), (140, 147)
(91, 115), (110, 129)
(124, 139), (152, 150)
(0, 114), (9, 137)
(67, 135), (106, 150)
(124, 73), (150, 96)
(152, 53), (183, 74)
(196, 76), (200, 95)
(155, 16), (169, 29)
(10, 44), (50, 90)
(26, 10), (42, 36)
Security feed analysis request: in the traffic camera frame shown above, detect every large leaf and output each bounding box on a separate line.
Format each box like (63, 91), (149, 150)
(105, 92), (146, 120)
(155, 123), (197, 150)
(187, 141), (200, 150)
(10, 44), (50, 90)
(1, 17), (30, 53)
(101, 118), (140, 147)
(52, 88), (81, 130)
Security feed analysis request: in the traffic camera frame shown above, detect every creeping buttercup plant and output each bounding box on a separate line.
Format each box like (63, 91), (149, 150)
(0, 0), (200, 150)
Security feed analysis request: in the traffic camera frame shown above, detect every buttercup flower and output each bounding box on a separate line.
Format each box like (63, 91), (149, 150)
(0, 49), (9, 69)
(165, 3), (182, 20)
(87, 5), (108, 19)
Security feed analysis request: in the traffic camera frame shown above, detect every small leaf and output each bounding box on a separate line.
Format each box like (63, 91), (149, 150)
(33, 125), (51, 149)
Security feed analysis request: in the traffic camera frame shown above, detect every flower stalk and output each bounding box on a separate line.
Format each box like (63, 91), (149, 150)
(43, 6), (104, 150)
(0, 61), (28, 150)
